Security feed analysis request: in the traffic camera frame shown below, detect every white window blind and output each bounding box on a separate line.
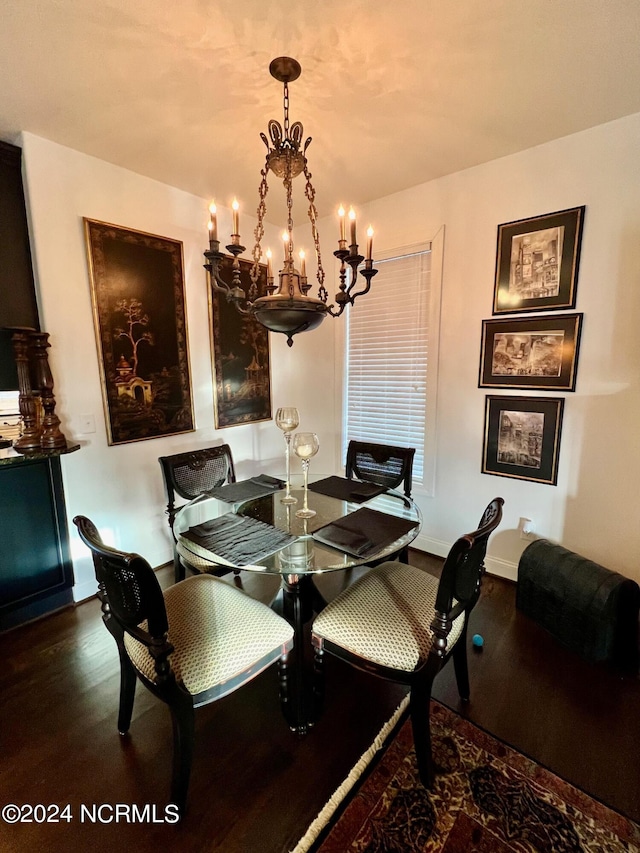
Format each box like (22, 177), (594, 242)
(344, 247), (431, 483)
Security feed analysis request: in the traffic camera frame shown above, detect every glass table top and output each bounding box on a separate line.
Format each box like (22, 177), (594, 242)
(174, 485), (422, 576)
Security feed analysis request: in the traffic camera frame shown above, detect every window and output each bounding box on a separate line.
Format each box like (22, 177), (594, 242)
(343, 235), (441, 493)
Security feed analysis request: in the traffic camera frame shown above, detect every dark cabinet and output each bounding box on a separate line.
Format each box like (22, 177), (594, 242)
(0, 139), (39, 390)
(0, 456), (74, 630)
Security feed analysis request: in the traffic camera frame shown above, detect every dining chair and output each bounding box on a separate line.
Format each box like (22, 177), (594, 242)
(345, 440), (416, 562)
(311, 497), (504, 787)
(73, 515), (294, 816)
(159, 444), (236, 582)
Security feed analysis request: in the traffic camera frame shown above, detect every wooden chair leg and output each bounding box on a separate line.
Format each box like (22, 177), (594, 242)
(101, 606), (136, 733)
(167, 688), (195, 816)
(116, 649), (137, 734)
(452, 629), (471, 702)
(410, 675), (435, 788)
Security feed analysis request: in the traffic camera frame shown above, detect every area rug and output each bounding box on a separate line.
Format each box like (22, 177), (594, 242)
(293, 701), (640, 853)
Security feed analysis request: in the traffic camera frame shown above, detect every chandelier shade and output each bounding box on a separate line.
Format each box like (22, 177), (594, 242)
(204, 57), (378, 346)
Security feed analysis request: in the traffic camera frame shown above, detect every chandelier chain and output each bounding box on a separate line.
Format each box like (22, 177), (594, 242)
(283, 82), (290, 141)
(250, 166), (269, 291)
(285, 157), (294, 263)
(304, 164), (326, 299)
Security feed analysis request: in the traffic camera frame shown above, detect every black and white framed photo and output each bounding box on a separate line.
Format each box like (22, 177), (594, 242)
(482, 395), (565, 485)
(479, 313), (583, 391)
(492, 206), (585, 314)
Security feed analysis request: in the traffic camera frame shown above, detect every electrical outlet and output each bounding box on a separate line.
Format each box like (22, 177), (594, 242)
(78, 413), (96, 434)
(519, 517), (535, 540)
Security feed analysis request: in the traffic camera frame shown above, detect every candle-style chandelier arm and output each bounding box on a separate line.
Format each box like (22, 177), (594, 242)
(204, 242), (252, 315)
(326, 249), (379, 317)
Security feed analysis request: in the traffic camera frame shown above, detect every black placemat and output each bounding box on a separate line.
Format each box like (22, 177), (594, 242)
(207, 474), (284, 503)
(181, 513), (295, 565)
(307, 476), (387, 503)
(312, 507), (418, 559)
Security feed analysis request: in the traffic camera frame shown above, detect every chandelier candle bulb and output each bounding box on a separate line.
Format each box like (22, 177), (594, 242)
(299, 250), (306, 278)
(231, 199), (239, 236)
(208, 202), (218, 243)
(366, 226), (374, 261)
(338, 205), (346, 242)
(266, 249), (273, 279)
(349, 207), (357, 245)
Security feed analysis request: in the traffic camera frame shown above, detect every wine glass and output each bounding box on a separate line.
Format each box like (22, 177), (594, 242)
(293, 432), (320, 518)
(275, 407), (300, 504)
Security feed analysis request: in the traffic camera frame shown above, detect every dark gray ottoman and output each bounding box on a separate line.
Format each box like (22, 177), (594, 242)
(517, 539), (639, 670)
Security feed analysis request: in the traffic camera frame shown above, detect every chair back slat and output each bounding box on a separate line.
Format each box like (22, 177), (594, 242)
(435, 498), (504, 616)
(346, 440), (415, 497)
(73, 515), (168, 638)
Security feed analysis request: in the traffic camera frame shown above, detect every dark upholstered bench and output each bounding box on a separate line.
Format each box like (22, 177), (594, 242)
(517, 539), (640, 671)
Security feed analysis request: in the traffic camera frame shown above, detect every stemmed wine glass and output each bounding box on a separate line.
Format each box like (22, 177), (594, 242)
(275, 407), (300, 504)
(293, 432), (320, 518)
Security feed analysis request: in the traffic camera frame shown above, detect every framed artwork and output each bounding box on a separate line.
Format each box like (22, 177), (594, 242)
(209, 257), (272, 428)
(492, 206), (585, 314)
(479, 313), (583, 391)
(482, 395), (565, 485)
(84, 219), (194, 445)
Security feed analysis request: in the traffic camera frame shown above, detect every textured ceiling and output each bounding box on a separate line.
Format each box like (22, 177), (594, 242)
(1, 0), (640, 223)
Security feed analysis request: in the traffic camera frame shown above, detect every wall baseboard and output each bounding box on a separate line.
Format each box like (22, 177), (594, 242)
(413, 533), (518, 583)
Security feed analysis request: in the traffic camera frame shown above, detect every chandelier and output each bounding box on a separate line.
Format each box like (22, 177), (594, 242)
(204, 56), (378, 347)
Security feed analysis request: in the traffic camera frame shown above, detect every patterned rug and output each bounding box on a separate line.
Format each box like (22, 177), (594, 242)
(295, 701), (640, 853)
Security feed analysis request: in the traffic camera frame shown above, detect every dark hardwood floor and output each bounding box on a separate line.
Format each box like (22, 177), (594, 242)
(1, 552), (638, 852)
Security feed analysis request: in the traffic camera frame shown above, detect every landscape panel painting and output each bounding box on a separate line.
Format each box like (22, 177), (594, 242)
(209, 256), (272, 428)
(84, 219), (194, 445)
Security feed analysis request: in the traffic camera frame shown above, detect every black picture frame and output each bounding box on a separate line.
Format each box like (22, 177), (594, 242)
(84, 219), (194, 445)
(479, 313), (583, 391)
(492, 206), (585, 314)
(209, 257), (272, 428)
(482, 395), (565, 485)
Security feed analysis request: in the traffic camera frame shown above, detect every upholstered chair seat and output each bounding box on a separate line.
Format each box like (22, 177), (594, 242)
(313, 561), (465, 672)
(175, 539), (227, 576)
(125, 573), (294, 704)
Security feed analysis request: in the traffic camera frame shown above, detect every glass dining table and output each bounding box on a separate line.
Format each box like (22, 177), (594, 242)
(174, 480), (422, 732)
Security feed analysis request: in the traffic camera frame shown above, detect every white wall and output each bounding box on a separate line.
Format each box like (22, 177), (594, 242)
(348, 111), (640, 582)
(20, 110), (640, 599)
(20, 133), (338, 601)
